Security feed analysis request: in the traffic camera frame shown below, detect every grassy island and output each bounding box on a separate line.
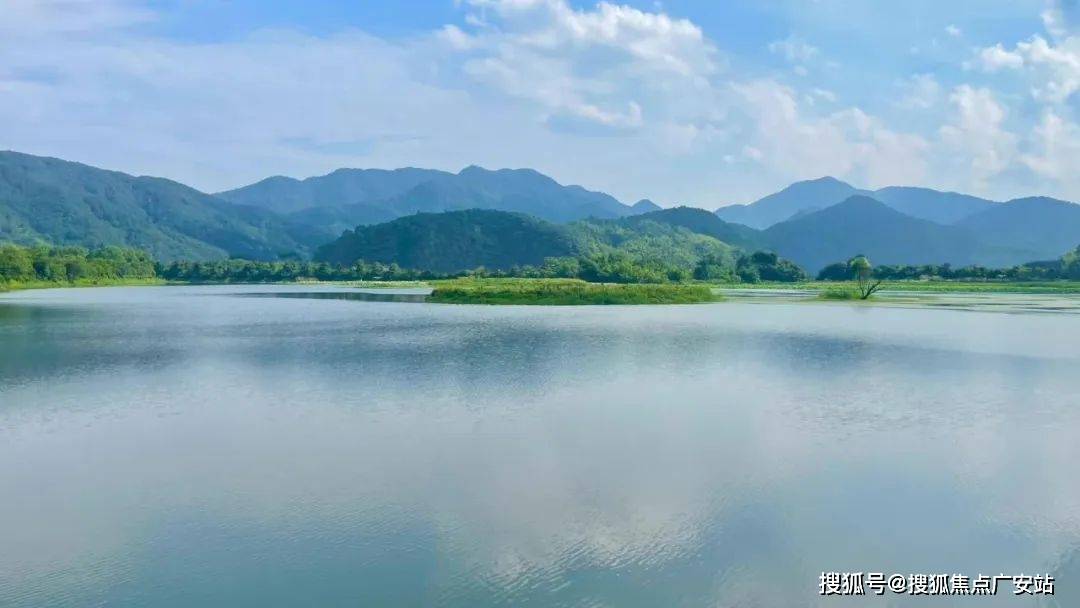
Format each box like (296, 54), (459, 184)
(428, 279), (720, 305)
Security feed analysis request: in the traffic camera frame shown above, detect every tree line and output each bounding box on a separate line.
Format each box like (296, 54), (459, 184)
(5, 243), (1079, 287)
(816, 246), (1080, 282)
(156, 250), (807, 284)
(0, 245), (156, 284)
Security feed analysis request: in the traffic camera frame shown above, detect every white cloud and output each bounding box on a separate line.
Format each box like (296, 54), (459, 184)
(767, 35), (820, 63)
(1021, 110), (1080, 190)
(938, 85), (1018, 185)
(976, 36), (1080, 102)
(977, 43), (1025, 70)
(2, 0), (1079, 205)
(897, 73), (941, 109)
(733, 80), (928, 187)
(945, 24), (962, 37)
(0, 0), (153, 36)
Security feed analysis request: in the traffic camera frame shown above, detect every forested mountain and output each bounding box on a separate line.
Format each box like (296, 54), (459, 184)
(314, 208), (740, 273)
(314, 209), (580, 273)
(955, 197), (1080, 261)
(223, 165), (635, 225)
(761, 196), (1031, 272)
(715, 177), (865, 228)
(870, 187), (994, 224)
(625, 206), (766, 251)
(0, 151), (311, 261)
(630, 199), (662, 214)
(373, 166), (632, 222)
(216, 168), (445, 215)
(4, 150), (1078, 273)
(285, 203), (399, 240)
(716, 178), (1000, 228)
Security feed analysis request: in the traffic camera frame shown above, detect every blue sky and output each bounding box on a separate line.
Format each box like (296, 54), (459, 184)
(2, 0), (1078, 205)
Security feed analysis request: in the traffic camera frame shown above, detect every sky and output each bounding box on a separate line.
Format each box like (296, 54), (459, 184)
(2, 0), (1079, 207)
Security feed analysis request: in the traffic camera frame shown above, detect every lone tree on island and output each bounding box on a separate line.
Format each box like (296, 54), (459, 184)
(849, 255), (883, 299)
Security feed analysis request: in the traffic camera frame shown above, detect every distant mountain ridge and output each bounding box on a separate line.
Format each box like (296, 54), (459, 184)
(216, 168), (445, 215)
(956, 197), (1080, 261)
(716, 177), (865, 229)
(2, 150), (1078, 271)
(760, 195), (1031, 272)
(716, 177), (999, 228)
(220, 165), (636, 225)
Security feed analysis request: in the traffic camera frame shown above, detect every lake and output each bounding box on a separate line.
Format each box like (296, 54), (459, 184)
(1, 285), (1078, 607)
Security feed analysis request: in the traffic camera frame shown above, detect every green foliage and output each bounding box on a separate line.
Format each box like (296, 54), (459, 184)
(429, 278), (720, 305)
(622, 206), (767, 251)
(0, 151), (314, 261)
(0, 244), (156, 286)
(817, 285), (860, 300)
(315, 209), (579, 273)
(816, 262), (852, 281)
(314, 208), (750, 283)
(817, 244), (1080, 282)
(736, 251), (808, 283)
(692, 254), (737, 282)
(157, 258), (443, 283)
(849, 255), (883, 299)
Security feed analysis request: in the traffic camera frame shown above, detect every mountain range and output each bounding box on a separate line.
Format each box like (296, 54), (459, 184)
(218, 165), (636, 226)
(1, 150), (1078, 272)
(715, 176), (999, 227)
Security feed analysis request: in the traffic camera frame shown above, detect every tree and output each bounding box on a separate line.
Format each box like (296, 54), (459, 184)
(0, 246), (35, 282)
(849, 255), (883, 299)
(817, 262), (851, 281)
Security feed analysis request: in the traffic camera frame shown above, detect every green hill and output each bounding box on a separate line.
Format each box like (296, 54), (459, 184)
(0, 151), (312, 261)
(313, 208), (742, 274)
(314, 209), (581, 273)
(762, 195), (1029, 272)
(625, 206), (766, 251)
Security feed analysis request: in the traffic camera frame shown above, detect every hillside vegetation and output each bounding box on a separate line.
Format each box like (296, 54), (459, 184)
(428, 278), (718, 305)
(0, 151), (313, 261)
(0, 244), (157, 289)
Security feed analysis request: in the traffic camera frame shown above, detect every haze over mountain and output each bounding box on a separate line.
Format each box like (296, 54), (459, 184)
(216, 168), (446, 215)
(716, 177), (865, 229)
(0, 151), (313, 261)
(870, 187), (995, 225)
(222, 165), (636, 225)
(760, 196), (1031, 273)
(630, 199), (662, 214)
(3, 150), (1078, 272)
(956, 197), (1080, 262)
(717, 177), (1000, 228)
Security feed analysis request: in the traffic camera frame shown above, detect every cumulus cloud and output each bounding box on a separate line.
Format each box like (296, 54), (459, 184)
(976, 35), (1080, 103)
(768, 35), (820, 63)
(3, 0), (1079, 204)
(454, 0), (721, 136)
(896, 73), (942, 109)
(977, 44), (1025, 70)
(939, 85), (1018, 185)
(733, 80), (928, 187)
(1021, 110), (1080, 189)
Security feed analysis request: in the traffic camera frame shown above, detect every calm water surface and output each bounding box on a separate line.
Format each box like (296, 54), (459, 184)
(1, 285), (1078, 607)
